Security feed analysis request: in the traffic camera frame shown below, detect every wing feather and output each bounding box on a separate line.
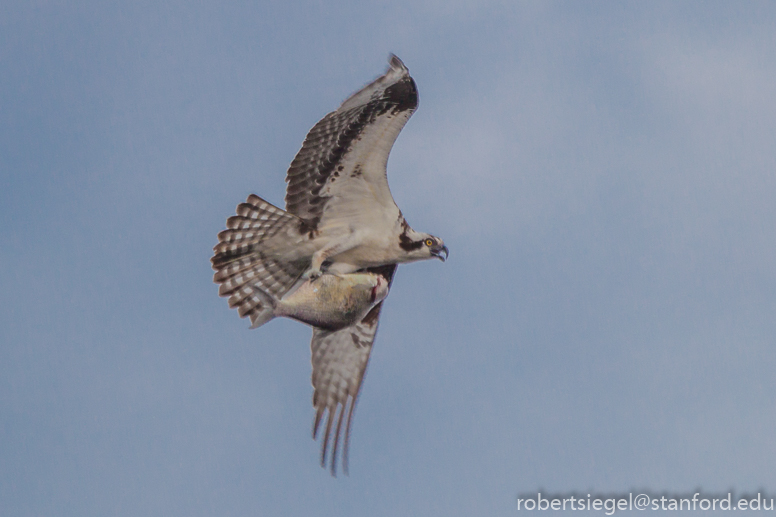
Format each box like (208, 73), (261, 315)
(309, 264), (397, 475)
(285, 55), (418, 227)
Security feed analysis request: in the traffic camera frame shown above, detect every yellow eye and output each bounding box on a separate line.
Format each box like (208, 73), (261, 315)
(424, 238), (434, 247)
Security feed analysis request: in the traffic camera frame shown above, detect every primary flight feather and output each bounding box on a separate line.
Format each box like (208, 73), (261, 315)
(212, 55), (447, 475)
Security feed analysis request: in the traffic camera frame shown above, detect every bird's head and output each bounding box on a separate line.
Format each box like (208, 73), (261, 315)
(398, 229), (449, 263)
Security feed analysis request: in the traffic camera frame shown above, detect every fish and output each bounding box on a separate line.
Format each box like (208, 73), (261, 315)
(249, 272), (389, 330)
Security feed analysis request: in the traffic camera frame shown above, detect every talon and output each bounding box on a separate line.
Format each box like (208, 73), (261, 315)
(304, 269), (322, 281)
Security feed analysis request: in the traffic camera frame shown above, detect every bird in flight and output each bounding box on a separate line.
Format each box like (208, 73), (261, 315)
(211, 55), (447, 475)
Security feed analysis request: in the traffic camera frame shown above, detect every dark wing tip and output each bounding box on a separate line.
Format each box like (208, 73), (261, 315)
(383, 75), (418, 113)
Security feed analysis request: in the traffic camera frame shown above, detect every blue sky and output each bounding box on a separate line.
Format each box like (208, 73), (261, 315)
(2, 1), (776, 515)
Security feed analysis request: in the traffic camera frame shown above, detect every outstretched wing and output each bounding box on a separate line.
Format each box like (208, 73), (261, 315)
(285, 55), (418, 228)
(309, 264), (397, 475)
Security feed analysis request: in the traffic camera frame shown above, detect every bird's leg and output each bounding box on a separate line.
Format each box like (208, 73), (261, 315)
(304, 249), (335, 280)
(304, 234), (359, 280)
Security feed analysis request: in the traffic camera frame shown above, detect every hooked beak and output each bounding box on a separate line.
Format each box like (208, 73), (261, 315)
(431, 245), (449, 262)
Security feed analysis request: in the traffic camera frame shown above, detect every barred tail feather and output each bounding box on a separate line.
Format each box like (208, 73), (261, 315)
(212, 194), (308, 327)
(212, 194), (298, 266)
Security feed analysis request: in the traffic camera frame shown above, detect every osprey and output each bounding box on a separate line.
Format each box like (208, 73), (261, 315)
(212, 55), (447, 475)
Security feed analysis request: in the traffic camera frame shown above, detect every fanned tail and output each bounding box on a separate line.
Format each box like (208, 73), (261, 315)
(212, 194), (308, 327)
